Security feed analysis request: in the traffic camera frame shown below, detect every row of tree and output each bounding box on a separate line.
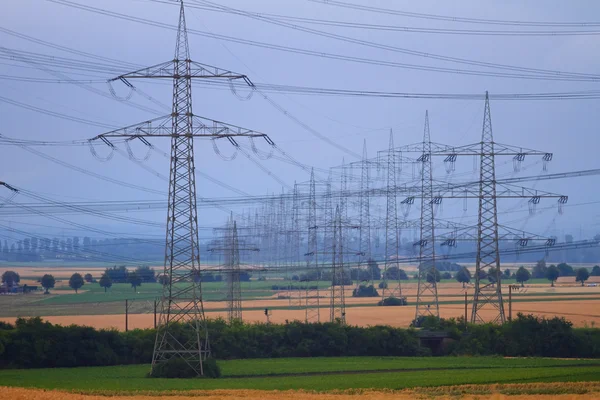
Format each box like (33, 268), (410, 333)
(525, 261), (599, 287)
(1, 314), (599, 369)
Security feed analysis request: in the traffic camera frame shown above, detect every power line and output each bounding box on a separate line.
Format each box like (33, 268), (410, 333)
(43, 0), (600, 82)
(195, 0), (600, 80)
(306, 0), (600, 28)
(5, 69), (600, 100)
(147, 0), (600, 36)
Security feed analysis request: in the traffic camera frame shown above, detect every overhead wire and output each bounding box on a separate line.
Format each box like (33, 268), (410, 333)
(194, 0), (600, 81)
(145, 0), (600, 36)
(43, 0), (600, 82)
(306, 0), (600, 28)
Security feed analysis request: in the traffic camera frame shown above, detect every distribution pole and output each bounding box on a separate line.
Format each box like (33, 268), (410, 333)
(471, 92), (506, 324)
(415, 111), (440, 321)
(382, 130), (402, 300)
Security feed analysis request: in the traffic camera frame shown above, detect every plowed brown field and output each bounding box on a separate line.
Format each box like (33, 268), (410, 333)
(1, 382), (600, 399)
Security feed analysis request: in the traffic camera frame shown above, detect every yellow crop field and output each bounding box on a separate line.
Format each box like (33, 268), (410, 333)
(2, 298), (599, 331)
(1, 382), (600, 399)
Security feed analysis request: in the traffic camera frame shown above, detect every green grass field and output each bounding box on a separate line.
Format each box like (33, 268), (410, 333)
(0, 357), (599, 393)
(38, 283), (277, 305)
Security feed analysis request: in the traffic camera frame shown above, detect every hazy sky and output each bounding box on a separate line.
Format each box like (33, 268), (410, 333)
(1, 0), (600, 241)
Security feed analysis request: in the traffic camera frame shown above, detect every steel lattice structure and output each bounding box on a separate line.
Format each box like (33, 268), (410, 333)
(227, 220), (242, 323)
(381, 131), (402, 300)
(389, 95), (564, 324)
(471, 93), (505, 324)
(356, 140), (373, 286)
(305, 169), (320, 322)
(330, 205), (346, 324)
(209, 220), (259, 324)
(415, 111), (440, 320)
(290, 182), (303, 306)
(89, 1), (268, 376)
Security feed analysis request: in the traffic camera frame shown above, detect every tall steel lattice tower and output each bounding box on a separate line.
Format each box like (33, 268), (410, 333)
(90, 1), (268, 376)
(290, 182), (303, 306)
(388, 95), (562, 323)
(357, 140), (372, 285)
(382, 131), (402, 299)
(322, 173), (334, 265)
(415, 111), (440, 320)
(226, 220), (242, 323)
(330, 205), (346, 324)
(471, 92), (505, 324)
(305, 169), (320, 322)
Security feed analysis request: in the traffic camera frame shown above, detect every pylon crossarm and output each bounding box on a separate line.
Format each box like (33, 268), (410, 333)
(110, 60), (248, 81)
(425, 183), (565, 199)
(425, 142), (551, 157)
(399, 218), (470, 230)
(90, 115), (270, 140)
(393, 141), (455, 154)
(436, 224), (553, 243)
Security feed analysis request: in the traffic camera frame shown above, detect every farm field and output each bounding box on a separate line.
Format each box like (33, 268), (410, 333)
(2, 298), (599, 330)
(0, 357), (599, 394)
(2, 264), (600, 329)
(3, 384), (600, 400)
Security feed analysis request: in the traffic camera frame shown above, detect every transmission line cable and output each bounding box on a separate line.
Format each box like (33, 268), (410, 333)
(306, 0), (600, 27)
(44, 0), (600, 83)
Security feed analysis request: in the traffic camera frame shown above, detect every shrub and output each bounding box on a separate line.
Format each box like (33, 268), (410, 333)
(378, 297), (408, 306)
(352, 284), (379, 297)
(149, 357), (221, 379)
(202, 358), (222, 378)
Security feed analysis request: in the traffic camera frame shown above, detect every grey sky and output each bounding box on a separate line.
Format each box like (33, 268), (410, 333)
(1, 0), (599, 240)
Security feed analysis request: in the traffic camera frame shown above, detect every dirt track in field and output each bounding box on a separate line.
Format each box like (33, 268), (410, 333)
(2, 382), (600, 399)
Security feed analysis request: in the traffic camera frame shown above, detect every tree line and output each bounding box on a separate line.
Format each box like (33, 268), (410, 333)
(1, 265), (158, 294)
(0, 314), (599, 369)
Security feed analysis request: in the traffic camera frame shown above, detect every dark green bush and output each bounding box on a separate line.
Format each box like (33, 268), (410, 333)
(149, 357), (220, 379)
(1, 314), (599, 370)
(352, 284), (379, 297)
(378, 297), (408, 306)
(202, 357), (222, 378)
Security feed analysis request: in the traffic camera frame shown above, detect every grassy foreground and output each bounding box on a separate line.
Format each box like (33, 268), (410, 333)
(0, 357), (599, 393)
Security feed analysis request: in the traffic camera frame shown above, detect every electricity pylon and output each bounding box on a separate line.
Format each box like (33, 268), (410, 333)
(227, 220), (242, 323)
(394, 92), (565, 324)
(305, 169), (320, 322)
(381, 130), (402, 300)
(472, 93), (504, 324)
(209, 219), (259, 324)
(357, 140), (372, 286)
(290, 182), (303, 305)
(330, 205), (346, 324)
(415, 111), (439, 321)
(90, 1), (268, 376)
